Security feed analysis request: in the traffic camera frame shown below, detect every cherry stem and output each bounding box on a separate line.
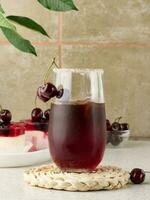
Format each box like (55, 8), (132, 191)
(0, 105), (2, 112)
(53, 58), (60, 69)
(115, 116), (122, 123)
(44, 58), (60, 84)
(145, 171), (150, 174)
(34, 95), (37, 108)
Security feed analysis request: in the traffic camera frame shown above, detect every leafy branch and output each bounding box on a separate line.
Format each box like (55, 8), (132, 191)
(0, 0), (78, 56)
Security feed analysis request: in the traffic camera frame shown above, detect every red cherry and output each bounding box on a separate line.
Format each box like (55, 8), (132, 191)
(111, 122), (121, 131)
(37, 82), (57, 102)
(37, 87), (50, 102)
(44, 109), (51, 120)
(0, 109), (12, 124)
(130, 168), (145, 184)
(31, 108), (43, 122)
(106, 119), (112, 131)
(120, 123), (129, 131)
(56, 88), (64, 98)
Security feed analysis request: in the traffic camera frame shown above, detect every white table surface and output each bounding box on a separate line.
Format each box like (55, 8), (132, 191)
(0, 140), (150, 200)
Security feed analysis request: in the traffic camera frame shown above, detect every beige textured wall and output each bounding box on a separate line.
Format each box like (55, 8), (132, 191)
(0, 0), (150, 137)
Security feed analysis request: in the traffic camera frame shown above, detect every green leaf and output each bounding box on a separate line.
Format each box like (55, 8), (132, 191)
(0, 11), (16, 30)
(7, 15), (49, 37)
(37, 0), (78, 11)
(1, 27), (37, 56)
(0, 4), (5, 13)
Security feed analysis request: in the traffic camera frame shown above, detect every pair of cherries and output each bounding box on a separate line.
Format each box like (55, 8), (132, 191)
(106, 117), (129, 132)
(37, 58), (64, 102)
(31, 108), (51, 122)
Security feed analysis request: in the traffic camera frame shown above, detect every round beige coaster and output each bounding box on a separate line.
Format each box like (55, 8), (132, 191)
(24, 163), (130, 191)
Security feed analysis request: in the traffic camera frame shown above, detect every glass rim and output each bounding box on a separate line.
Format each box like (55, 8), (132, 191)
(53, 68), (104, 73)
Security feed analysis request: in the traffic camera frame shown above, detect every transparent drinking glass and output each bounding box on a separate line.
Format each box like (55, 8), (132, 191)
(49, 68), (106, 171)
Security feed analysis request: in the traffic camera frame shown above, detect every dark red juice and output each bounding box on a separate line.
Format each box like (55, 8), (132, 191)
(49, 101), (106, 171)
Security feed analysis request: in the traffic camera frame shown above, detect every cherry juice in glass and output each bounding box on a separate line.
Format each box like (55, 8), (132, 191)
(49, 101), (106, 171)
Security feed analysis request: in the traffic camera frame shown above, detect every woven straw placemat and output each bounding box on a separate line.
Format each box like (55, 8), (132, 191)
(24, 163), (130, 191)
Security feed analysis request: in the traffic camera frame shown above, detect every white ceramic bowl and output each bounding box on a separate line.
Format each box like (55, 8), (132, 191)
(107, 130), (130, 147)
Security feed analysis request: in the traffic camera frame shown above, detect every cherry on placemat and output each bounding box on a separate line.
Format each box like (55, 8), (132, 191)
(130, 168), (145, 184)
